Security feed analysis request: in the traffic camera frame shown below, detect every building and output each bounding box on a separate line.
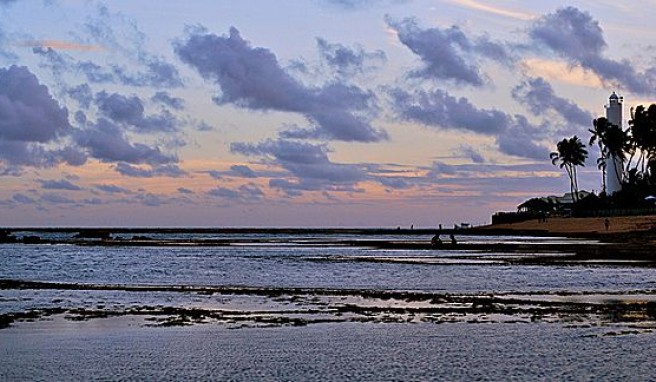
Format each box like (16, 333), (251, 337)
(605, 92), (623, 195)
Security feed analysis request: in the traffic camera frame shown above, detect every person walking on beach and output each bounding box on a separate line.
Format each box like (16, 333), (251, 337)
(604, 218), (610, 231)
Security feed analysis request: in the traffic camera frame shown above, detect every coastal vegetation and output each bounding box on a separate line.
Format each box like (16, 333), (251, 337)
(544, 103), (656, 216)
(550, 136), (588, 202)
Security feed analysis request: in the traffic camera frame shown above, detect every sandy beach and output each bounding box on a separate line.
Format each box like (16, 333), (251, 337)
(481, 214), (656, 235)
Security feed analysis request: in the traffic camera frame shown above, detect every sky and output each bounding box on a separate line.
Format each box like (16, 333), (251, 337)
(1, 0), (656, 227)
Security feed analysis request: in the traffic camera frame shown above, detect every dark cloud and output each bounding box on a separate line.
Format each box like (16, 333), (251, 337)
(230, 165), (257, 178)
(95, 91), (180, 133)
(175, 27), (387, 142)
(196, 121), (214, 131)
(512, 77), (592, 126)
(427, 161), (457, 177)
(12, 193), (36, 204)
(390, 88), (549, 159)
(40, 192), (76, 204)
(529, 7), (656, 95)
(379, 177), (413, 190)
(268, 178), (364, 197)
(152, 91), (185, 110)
(114, 163), (187, 178)
(316, 38), (386, 77)
(96, 91), (145, 125)
(54, 146), (87, 166)
(387, 17), (513, 86)
(207, 170), (222, 180)
(95, 184), (132, 194)
(496, 125), (550, 160)
(231, 139), (366, 196)
(459, 145), (486, 164)
(390, 88), (508, 135)
(75, 118), (176, 165)
(67, 84), (93, 109)
(207, 184), (264, 201)
(0, 66), (84, 168)
(39, 179), (82, 191)
(177, 187), (194, 194)
(232, 139), (365, 183)
(0, 65), (71, 143)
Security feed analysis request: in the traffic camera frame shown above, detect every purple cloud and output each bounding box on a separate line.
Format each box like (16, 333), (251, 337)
(95, 184), (132, 194)
(0, 66), (84, 168)
(75, 118), (176, 165)
(512, 77), (592, 127)
(529, 7), (656, 95)
(152, 91), (185, 110)
(0, 66), (71, 143)
(114, 163), (187, 178)
(207, 184), (264, 202)
(95, 91), (180, 133)
(40, 193), (76, 204)
(232, 139), (365, 183)
(231, 139), (367, 196)
(39, 179), (82, 191)
(390, 88), (549, 160)
(316, 38), (386, 77)
(175, 27), (387, 142)
(230, 165), (257, 178)
(12, 193), (35, 204)
(387, 17), (513, 86)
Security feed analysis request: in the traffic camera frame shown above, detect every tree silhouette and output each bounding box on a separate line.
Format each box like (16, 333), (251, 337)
(589, 117), (610, 193)
(629, 104), (656, 176)
(550, 136), (588, 202)
(602, 123), (631, 185)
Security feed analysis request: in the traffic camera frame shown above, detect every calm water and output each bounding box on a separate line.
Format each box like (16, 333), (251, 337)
(1, 232), (656, 380)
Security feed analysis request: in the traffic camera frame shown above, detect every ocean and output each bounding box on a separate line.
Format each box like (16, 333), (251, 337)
(1, 230), (656, 380)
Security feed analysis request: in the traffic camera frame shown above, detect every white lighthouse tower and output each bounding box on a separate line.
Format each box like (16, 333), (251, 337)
(605, 92), (623, 195)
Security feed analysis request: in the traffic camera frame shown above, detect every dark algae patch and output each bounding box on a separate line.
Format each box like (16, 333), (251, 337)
(3, 279), (656, 333)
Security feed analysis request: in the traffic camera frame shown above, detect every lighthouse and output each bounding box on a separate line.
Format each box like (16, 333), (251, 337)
(604, 92), (623, 195)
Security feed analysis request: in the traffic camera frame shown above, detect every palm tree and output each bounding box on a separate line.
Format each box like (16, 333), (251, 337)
(601, 123), (631, 185)
(550, 136), (589, 202)
(590, 117), (610, 193)
(596, 156), (607, 194)
(629, 104), (656, 178)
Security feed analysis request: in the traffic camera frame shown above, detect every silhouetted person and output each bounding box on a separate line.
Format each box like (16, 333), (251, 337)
(431, 234), (442, 248)
(604, 218), (610, 231)
(450, 234), (457, 245)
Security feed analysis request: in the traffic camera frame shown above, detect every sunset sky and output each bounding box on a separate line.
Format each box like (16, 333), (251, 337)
(1, 0), (656, 227)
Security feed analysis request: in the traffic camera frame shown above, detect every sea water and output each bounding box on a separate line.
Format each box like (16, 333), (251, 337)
(1, 232), (656, 380)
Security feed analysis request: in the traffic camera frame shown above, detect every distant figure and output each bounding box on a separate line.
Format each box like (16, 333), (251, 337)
(439, 224), (443, 230)
(431, 234), (442, 248)
(604, 218), (610, 231)
(450, 234), (457, 245)
(411, 224), (414, 230)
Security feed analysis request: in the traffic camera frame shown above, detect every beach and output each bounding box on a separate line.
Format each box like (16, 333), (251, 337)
(481, 214), (656, 236)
